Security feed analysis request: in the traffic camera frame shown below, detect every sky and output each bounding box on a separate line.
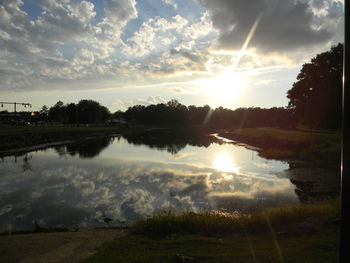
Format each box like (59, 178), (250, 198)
(0, 0), (344, 112)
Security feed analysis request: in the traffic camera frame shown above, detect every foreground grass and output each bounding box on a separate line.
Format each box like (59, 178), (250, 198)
(79, 201), (340, 263)
(132, 200), (339, 238)
(79, 226), (339, 263)
(219, 127), (341, 168)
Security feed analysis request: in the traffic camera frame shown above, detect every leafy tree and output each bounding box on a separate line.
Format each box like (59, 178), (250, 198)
(39, 105), (49, 121)
(287, 43), (343, 128)
(47, 100), (111, 124)
(66, 103), (78, 124)
(48, 101), (67, 123)
(76, 99), (110, 123)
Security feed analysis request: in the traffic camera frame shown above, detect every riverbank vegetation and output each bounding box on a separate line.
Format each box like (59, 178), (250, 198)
(132, 199), (339, 238)
(79, 200), (340, 263)
(218, 127), (341, 169)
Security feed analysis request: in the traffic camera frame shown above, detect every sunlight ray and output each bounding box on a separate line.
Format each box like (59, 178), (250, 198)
(232, 12), (264, 71)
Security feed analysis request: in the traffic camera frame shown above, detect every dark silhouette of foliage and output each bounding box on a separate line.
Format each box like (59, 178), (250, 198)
(123, 100), (295, 130)
(76, 100), (110, 124)
(287, 43), (343, 128)
(48, 101), (66, 123)
(123, 128), (214, 154)
(66, 103), (78, 124)
(47, 99), (111, 124)
(66, 137), (114, 158)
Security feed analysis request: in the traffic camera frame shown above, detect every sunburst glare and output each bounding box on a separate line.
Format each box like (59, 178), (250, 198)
(205, 68), (246, 108)
(212, 152), (240, 174)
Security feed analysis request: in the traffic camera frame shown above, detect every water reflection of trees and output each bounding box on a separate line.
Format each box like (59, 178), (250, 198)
(290, 179), (339, 203)
(122, 129), (215, 154)
(287, 163), (340, 203)
(0, 153), (33, 171)
(53, 137), (114, 159)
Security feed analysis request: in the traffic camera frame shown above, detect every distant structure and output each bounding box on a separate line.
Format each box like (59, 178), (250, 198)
(0, 101), (32, 114)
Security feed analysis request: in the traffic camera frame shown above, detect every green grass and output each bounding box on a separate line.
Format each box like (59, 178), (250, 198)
(78, 227), (339, 263)
(78, 200), (340, 263)
(77, 200), (340, 263)
(131, 200), (339, 238)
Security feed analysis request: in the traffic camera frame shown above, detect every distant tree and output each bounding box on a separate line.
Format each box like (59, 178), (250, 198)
(76, 99), (110, 123)
(40, 105), (48, 115)
(66, 103), (78, 124)
(187, 104), (211, 125)
(287, 43), (343, 128)
(112, 110), (124, 119)
(48, 101), (67, 123)
(39, 105), (49, 121)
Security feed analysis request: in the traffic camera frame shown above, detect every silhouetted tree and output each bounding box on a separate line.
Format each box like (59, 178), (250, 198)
(122, 100), (293, 130)
(287, 43), (343, 128)
(66, 103), (78, 124)
(76, 100), (110, 124)
(46, 100), (111, 124)
(39, 105), (49, 121)
(48, 101), (67, 123)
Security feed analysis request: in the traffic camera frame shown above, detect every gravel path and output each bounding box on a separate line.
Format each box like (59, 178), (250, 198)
(0, 229), (127, 263)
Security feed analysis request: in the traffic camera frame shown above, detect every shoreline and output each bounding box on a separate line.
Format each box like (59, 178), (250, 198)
(0, 126), (341, 168)
(0, 201), (339, 263)
(0, 134), (122, 156)
(0, 126), (341, 262)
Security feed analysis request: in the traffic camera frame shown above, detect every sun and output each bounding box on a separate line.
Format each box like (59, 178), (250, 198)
(205, 68), (246, 107)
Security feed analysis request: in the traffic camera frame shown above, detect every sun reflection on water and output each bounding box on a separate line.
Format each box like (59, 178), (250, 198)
(212, 152), (240, 174)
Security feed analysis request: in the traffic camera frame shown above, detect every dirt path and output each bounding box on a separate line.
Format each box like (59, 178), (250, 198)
(0, 229), (127, 263)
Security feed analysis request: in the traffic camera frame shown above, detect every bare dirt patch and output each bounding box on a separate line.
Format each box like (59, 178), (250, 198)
(0, 229), (127, 263)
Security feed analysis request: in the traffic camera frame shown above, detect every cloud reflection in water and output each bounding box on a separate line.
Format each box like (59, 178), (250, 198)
(0, 138), (298, 232)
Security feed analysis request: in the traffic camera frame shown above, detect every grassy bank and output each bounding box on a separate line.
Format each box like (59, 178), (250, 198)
(132, 200), (339, 238)
(218, 127), (341, 168)
(79, 200), (340, 263)
(0, 126), (120, 151)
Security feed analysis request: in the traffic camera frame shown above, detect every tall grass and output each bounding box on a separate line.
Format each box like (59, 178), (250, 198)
(132, 199), (340, 238)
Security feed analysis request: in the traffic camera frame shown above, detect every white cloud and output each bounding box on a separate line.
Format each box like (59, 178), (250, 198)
(183, 11), (217, 40)
(122, 15), (189, 57)
(0, 0), (138, 90)
(74, 48), (95, 65)
(162, 0), (178, 10)
(133, 96), (166, 106)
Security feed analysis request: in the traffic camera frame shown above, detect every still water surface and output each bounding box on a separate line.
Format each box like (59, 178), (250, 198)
(0, 135), (304, 232)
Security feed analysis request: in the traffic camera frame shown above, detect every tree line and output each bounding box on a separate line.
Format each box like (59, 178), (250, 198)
(36, 98), (295, 129)
(122, 100), (295, 129)
(34, 43), (342, 129)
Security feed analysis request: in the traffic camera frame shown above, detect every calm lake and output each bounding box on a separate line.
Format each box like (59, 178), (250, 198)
(0, 133), (339, 232)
